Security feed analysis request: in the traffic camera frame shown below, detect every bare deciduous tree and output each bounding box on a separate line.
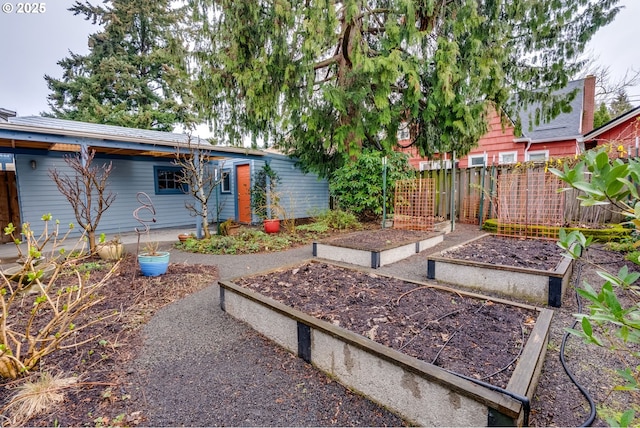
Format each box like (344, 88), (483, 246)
(582, 63), (640, 106)
(173, 137), (225, 239)
(49, 148), (116, 252)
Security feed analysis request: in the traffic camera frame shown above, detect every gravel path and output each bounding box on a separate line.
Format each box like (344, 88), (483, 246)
(129, 224), (485, 426)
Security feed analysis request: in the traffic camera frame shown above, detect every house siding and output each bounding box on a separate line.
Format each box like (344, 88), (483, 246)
(400, 78), (592, 169)
(592, 117), (640, 149)
(221, 155), (330, 224)
(213, 158), (248, 224)
(526, 140), (578, 160)
(460, 110), (519, 168)
(17, 153), (197, 237)
(265, 155), (329, 222)
(14, 150), (329, 238)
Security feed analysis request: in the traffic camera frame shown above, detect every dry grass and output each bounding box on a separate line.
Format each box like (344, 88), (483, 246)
(2, 372), (78, 426)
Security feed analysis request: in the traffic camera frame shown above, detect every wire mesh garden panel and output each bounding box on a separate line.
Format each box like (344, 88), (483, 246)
(496, 169), (564, 239)
(460, 194), (481, 224)
(393, 178), (436, 231)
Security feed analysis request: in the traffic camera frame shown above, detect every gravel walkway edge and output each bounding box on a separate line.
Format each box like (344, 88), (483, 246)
(130, 224), (486, 426)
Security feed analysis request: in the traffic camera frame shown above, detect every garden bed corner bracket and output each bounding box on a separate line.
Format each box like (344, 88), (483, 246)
(297, 322), (312, 363)
(427, 259), (436, 279)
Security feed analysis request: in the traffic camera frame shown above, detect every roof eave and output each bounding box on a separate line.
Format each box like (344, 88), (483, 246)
(583, 106), (640, 141)
(514, 135), (582, 144)
(0, 122), (264, 157)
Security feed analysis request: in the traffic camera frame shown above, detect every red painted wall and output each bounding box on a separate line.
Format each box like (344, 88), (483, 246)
(398, 108), (581, 169)
(591, 116), (640, 150)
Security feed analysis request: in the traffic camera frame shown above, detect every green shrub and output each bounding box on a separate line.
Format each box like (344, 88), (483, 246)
(624, 251), (640, 266)
(329, 150), (414, 220)
(313, 209), (361, 230)
(296, 222), (329, 233)
(175, 212), (365, 255)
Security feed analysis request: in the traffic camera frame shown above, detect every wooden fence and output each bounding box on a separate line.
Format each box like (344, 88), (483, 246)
(417, 165), (622, 227)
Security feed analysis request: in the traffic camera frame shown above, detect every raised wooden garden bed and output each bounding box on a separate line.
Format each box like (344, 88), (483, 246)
(313, 229), (444, 268)
(219, 260), (553, 427)
(427, 234), (574, 307)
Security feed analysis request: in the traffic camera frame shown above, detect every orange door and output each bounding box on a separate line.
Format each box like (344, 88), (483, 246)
(236, 164), (252, 223)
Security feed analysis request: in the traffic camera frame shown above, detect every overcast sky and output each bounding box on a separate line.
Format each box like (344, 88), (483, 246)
(0, 1), (638, 134)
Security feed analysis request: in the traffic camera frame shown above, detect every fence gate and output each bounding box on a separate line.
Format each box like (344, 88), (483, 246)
(393, 178), (436, 231)
(496, 169), (564, 239)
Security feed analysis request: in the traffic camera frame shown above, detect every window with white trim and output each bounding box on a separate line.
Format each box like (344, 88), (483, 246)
(468, 154), (486, 167)
(220, 170), (231, 193)
(499, 151), (517, 165)
(525, 150), (549, 162)
(397, 127), (410, 141)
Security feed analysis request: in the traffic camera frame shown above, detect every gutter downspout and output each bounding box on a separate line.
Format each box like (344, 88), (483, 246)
(523, 139), (532, 161)
(576, 137), (584, 155)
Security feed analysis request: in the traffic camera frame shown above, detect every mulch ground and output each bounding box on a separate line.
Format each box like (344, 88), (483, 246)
(1, 227), (638, 427)
(0, 256), (219, 427)
(319, 228), (437, 251)
(234, 261), (537, 389)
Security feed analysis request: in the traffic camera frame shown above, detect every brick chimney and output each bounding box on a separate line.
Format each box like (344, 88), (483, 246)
(581, 75), (596, 134)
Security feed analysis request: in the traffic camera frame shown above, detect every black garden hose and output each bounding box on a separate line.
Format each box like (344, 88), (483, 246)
(559, 260), (597, 427)
(448, 369), (531, 427)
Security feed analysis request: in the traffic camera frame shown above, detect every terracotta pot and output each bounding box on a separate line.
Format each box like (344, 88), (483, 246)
(178, 234), (191, 242)
(263, 219), (280, 234)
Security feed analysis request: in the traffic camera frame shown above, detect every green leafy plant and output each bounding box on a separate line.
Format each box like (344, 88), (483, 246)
(177, 215), (360, 255)
(310, 209), (361, 230)
(218, 218), (239, 236)
(625, 251), (640, 266)
(76, 261), (108, 274)
(98, 233), (121, 246)
(552, 146), (640, 425)
(329, 150), (415, 221)
(296, 222), (329, 234)
(250, 164), (281, 221)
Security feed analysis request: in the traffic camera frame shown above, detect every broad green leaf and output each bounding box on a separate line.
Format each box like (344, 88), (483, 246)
(581, 316), (593, 336)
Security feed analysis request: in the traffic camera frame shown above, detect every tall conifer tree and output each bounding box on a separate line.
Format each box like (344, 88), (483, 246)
(609, 89), (633, 117)
(189, 0), (620, 177)
(45, 0), (194, 131)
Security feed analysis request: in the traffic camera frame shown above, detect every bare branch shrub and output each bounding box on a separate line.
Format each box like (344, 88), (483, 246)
(173, 136), (225, 239)
(49, 148), (116, 252)
(0, 217), (117, 380)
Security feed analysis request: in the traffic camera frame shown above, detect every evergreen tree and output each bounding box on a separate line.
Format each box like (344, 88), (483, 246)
(189, 0), (620, 177)
(45, 0), (195, 131)
(609, 89), (633, 118)
(593, 102), (611, 129)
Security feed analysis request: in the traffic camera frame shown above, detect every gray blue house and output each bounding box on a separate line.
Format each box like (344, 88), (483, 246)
(0, 114), (329, 241)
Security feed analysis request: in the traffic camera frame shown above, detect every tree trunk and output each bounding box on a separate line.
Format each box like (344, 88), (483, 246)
(88, 230), (97, 252)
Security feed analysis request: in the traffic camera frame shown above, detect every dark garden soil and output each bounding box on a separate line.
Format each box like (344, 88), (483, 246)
(234, 261), (538, 389)
(1, 226), (638, 426)
(440, 234), (567, 270)
(0, 256), (219, 427)
(319, 228), (437, 251)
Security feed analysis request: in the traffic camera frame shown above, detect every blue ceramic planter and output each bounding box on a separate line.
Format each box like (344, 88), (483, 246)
(138, 251), (170, 276)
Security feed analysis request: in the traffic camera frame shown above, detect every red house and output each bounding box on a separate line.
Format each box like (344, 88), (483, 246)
(400, 76), (596, 169)
(582, 105), (640, 154)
